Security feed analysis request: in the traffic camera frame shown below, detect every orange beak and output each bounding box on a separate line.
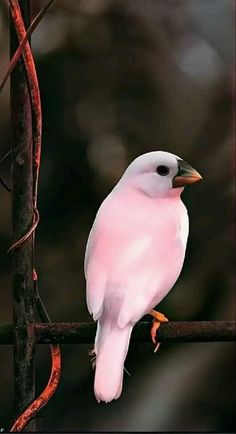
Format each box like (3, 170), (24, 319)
(173, 160), (202, 188)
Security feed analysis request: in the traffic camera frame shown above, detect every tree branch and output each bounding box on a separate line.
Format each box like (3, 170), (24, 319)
(0, 321), (235, 345)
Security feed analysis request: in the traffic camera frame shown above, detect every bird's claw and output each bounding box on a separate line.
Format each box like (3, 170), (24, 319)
(151, 320), (162, 352)
(151, 319), (160, 345)
(149, 310), (169, 352)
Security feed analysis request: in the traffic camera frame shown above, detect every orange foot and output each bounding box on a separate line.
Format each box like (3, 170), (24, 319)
(149, 309), (168, 352)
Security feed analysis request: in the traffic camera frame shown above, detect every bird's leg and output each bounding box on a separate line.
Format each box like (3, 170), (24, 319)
(89, 349), (96, 369)
(149, 309), (168, 352)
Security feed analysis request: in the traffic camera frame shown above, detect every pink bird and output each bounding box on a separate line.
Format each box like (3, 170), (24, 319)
(85, 151), (202, 402)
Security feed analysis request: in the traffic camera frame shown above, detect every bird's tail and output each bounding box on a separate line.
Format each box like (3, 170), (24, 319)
(94, 320), (132, 402)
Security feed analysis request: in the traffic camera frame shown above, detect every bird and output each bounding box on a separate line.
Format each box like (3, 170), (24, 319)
(84, 150), (202, 403)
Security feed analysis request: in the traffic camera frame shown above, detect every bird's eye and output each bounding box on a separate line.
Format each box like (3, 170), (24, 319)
(156, 165), (170, 176)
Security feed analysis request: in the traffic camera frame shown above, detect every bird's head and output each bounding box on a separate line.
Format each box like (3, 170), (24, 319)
(120, 151), (202, 198)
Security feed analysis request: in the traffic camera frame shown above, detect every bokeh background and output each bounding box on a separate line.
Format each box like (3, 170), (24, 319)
(0, 0), (235, 431)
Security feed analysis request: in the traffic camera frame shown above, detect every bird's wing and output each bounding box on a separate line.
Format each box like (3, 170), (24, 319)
(84, 197), (155, 321)
(117, 203), (189, 327)
(116, 239), (177, 327)
(85, 191), (188, 324)
(85, 218), (107, 320)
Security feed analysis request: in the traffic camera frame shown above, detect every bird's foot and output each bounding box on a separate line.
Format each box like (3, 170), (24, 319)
(149, 309), (168, 352)
(89, 348), (96, 368)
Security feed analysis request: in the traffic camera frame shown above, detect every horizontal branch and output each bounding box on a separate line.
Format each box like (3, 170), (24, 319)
(0, 321), (235, 345)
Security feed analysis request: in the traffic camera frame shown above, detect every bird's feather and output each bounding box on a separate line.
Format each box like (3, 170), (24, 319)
(84, 151), (198, 402)
(94, 319), (132, 402)
(86, 187), (188, 324)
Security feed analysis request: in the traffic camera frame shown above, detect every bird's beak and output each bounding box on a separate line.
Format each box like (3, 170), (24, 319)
(172, 160), (202, 188)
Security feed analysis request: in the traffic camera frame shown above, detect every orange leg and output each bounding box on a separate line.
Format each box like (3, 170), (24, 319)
(149, 309), (168, 352)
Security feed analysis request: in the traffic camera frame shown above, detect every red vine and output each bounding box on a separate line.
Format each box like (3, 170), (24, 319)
(7, 0), (61, 431)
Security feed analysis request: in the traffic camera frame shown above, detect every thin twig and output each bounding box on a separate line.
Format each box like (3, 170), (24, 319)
(9, 342), (61, 433)
(0, 176), (11, 192)
(0, 0), (55, 94)
(7, 207), (39, 253)
(0, 151), (12, 192)
(0, 150), (11, 165)
(9, 0), (42, 206)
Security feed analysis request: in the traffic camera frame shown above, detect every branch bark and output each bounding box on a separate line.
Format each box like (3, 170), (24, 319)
(10, 0), (35, 431)
(0, 321), (235, 345)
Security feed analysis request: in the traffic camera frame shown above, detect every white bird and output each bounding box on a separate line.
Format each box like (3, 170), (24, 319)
(85, 151), (202, 403)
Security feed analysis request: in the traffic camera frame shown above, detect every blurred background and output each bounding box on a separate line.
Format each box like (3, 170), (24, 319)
(0, 0), (235, 431)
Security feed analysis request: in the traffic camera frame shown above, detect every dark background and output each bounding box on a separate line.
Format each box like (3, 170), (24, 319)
(0, 0), (235, 431)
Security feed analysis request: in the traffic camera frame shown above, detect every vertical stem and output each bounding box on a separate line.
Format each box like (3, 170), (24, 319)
(10, 0), (36, 431)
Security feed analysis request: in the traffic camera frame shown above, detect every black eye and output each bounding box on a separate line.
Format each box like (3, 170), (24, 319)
(156, 165), (170, 176)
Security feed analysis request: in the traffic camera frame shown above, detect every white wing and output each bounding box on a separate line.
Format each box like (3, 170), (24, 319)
(85, 216), (107, 320)
(85, 189), (188, 324)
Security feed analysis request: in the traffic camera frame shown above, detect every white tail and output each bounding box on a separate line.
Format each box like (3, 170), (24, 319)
(94, 321), (132, 402)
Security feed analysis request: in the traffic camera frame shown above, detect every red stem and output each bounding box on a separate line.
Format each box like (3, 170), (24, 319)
(8, 0), (61, 431)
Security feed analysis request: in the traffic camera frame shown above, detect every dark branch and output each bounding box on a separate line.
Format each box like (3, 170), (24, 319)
(0, 321), (235, 345)
(0, 176), (11, 192)
(10, 0), (35, 429)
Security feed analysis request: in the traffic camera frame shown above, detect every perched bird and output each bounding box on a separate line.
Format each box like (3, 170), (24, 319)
(85, 151), (202, 403)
